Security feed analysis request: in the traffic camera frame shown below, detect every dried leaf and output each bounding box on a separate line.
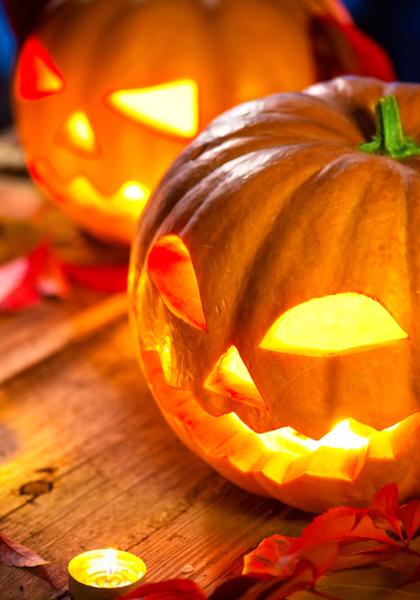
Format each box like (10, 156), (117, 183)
(0, 533), (47, 568)
(120, 578), (206, 600)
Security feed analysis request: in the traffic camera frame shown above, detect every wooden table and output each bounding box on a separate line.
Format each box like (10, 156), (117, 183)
(0, 290), (310, 599)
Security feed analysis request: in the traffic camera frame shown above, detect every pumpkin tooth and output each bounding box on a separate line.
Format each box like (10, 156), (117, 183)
(368, 429), (395, 460)
(390, 413), (420, 456)
(283, 443), (369, 484)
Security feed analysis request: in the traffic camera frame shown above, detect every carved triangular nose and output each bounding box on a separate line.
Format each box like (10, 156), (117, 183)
(57, 111), (98, 157)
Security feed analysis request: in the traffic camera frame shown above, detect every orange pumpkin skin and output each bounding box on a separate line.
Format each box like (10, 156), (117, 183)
(129, 77), (420, 512)
(13, 0), (393, 245)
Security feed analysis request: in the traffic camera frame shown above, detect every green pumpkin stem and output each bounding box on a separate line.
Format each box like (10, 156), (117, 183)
(359, 95), (420, 160)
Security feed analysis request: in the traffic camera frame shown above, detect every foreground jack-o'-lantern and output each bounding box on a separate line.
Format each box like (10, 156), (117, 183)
(129, 77), (420, 513)
(11, 0), (394, 244)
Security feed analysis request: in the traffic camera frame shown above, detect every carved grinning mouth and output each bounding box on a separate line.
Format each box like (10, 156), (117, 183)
(142, 347), (420, 511)
(144, 351), (420, 474)
(30, 157), (150, 219)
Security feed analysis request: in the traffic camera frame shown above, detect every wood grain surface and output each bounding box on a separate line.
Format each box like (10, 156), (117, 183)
(0, 293), (310, 600)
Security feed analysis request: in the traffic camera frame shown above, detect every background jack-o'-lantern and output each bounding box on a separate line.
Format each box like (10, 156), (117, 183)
(129, 77), (420, 513)
(10, 0), (394, 244)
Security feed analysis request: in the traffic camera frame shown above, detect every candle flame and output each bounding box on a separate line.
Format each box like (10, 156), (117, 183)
(103, 548), (118, 578)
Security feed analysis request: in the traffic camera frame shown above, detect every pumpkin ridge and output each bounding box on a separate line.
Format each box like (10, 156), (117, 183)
(405, 175), (420, 405)
(238, 151), (368, 315)
(167, 142), (340, 238)
(213, 96), (362, 147)
(186, 145), (346, 277)
(234, 153), (367, 428)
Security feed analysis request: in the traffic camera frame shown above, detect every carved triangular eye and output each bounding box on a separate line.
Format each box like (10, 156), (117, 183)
(204, 345), (266, 409)
(260, 292), (408, 356)
(108, 79), (199, 138)
(147, 235), (206, 330)
(15, 37), (65, 100)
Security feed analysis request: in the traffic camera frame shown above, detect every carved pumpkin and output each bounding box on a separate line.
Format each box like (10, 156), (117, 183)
(129, 77), (420, 513)
(12, 0), (394, 244)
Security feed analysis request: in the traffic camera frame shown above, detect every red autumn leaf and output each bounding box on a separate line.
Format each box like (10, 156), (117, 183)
(243, 535), (294, 578)
(62, 262), (128, 293)
(0, 532), (47, 568)
(0, 240), (128, 310)
(291, 507), (397, 555)
(120, 578), (206, 600)
(0, 256), (37, 308)
(299, 542), (340, 579)
(0, 187), (129, 301)
(0, 243), (69, 310)
(367, 482), (403, 540)
(245, 537), (339, 595)
(399, 500), (420, 543)
(244, 483), (420, 600)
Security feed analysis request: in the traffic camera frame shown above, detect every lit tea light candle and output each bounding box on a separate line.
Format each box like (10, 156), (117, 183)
(68, 548), (146, 600)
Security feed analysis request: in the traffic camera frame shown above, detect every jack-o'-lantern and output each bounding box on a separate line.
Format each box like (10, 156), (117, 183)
(129, 77), (420, 513)
(11, 0), (394, 244)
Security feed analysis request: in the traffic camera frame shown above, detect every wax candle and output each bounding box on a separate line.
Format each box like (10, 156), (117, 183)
(68, 548), (146, 599)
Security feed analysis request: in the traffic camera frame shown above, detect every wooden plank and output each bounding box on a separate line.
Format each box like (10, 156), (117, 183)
(0, 293), (127, 384)
(0, 316), (309, 600)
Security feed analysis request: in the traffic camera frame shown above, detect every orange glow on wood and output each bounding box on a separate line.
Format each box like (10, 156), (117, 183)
(15, 37), (65, 100)
(260, 293), (407, 356)
(108, 80), (199, 138)
(147, 235), (206, 330)
(205, 345), (266, 409)
(58, 111), (98, 156)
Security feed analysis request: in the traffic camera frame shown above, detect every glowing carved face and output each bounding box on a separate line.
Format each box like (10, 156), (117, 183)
(146, 236), (409, 404)
(131, 232), (418, 512)
(14, 37), (200, 243)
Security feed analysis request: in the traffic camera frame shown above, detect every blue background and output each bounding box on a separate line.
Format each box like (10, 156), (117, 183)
(344, 0), (420, 82)
(0, 1), (15, 127)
